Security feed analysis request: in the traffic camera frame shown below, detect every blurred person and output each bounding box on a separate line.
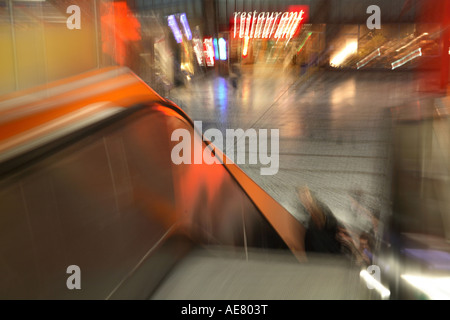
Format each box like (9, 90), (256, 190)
(336, 224), (360, 258)
(298, 187), (355, 255)
(229, 63), (241, 89)
(298, 187), (380, 269)
(357, 232), (374, 267)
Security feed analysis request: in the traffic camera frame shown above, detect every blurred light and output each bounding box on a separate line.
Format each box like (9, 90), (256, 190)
(330, 41), (357, 67)
(219, 38), (227, 61)
(233, 9), (307, 39)
(180, 62), (193, 77)
(254, 13), (264, 38)
(273, 11), (305, 40)
(168, 15), (182, 43)
(244, 12), (252, 39)
(262, 15), (274, 39)
(216, 77), (228, 117)
(242, 36), (250, 58)
(274, 13), (289, 39)
(101, 2), (141, 66)
(357, 48), (381, 69)
(286, 11), (305, 39)
(403, 249), (450, 270)
(203, 38), (215, 66)
(391, 48), (422, 70)
(297, 32), (312, 53)
(402, 274), (450, 300)
(213, 38), (219, 60)
(360, 270), (391, 300)
(193, 38), (204, 66)
(395, 33), (428, 52)
(239, 14), (246, 38)
(180, 13), (192, 41)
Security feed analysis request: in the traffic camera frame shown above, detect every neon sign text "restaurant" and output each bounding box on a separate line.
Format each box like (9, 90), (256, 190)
(233, 9), (306, 39)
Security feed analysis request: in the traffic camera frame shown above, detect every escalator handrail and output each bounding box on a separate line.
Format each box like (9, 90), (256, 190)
(0, 68), (307, 261)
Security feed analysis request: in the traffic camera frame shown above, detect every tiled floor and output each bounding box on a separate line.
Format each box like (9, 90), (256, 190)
(168, 66), (430, 235)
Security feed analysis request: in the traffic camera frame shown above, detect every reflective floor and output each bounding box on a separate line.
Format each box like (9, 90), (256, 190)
(168, 67), (434, 231)
(168, 66), (450, 299)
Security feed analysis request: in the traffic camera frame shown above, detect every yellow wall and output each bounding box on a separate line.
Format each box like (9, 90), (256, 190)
(0, 4), (98, 96)
(0, 24), (16, 95)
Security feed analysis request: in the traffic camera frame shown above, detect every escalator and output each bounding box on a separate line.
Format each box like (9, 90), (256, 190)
(0, 67), (373, 299)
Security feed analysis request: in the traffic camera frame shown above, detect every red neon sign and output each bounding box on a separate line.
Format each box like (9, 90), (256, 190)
(232, 6), (308, 39)
(203, 37), (214, 66)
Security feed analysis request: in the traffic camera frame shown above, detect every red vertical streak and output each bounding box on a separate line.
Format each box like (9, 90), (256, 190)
(440, 0), (450, 90)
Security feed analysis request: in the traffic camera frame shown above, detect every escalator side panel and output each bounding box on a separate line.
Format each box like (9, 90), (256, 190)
(0, 122), (169, 299)
(0, 105), (291, 299)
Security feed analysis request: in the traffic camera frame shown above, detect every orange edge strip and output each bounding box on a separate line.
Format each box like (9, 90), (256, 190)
(207, 142), (307, 262)
(0, 68), (164, 142)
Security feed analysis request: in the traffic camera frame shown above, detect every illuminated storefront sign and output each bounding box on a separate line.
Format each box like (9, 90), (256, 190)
(218, 38), (227, 60)
(203, 38), (214, 66)
(168, 15), (182, 43)
(233, 7), (308, 40)
(168, 13), (192, 43)
(180, 13), (192, 41)
(213, 38), (219, 60)
(193, 37), (204, 66)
